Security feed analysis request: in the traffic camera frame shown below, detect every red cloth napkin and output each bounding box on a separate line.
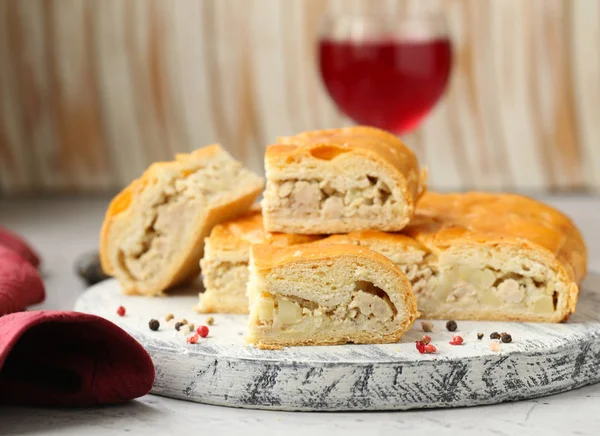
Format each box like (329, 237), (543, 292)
(0, 311), (155, 407)
(0, 227), (41, 268)
(0, 246), (45, 316)
(0, 226), (155, 406)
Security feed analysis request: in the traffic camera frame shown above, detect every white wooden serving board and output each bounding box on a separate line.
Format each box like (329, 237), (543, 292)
(75, 274), (600, 411)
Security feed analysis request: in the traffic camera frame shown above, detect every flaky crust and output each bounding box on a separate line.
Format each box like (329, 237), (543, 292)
(251, 242), (411, 272)
(321, 230), (428, 254)
(249, 243), (418, 348)
(205, 208), (322, 254)
(100, 145), (264, 295)
(275, 126), (425, 204)
(406, 192), (587, 281)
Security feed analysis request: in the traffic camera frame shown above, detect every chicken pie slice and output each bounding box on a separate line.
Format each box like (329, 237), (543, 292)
(100, 145), (264, 295)
(246, 243), (418, 349)
(261, 126), (426, 234)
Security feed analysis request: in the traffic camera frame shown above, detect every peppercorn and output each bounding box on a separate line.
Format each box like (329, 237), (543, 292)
(117, 306), (126, 317)
(165, 313), (174, 322)
(423, 344), (437, 353)
(500, 333), (512, 343)
(490, 332), (501, 340)
(181, 319), (188, 325)
(197, 325), (209, 338)
(446, 320), (457, 332)
(187, 334), (199, 344)
(477, 333), (484, 340)
(206, 316), (215, 326)
(175, 322), (184, 331)
(416, 340), (426, 354)
(421, 321), (433, 332)
(149, 319), (160, 331)
(421, 335), (432, 345)
(449, 335), (464, 345)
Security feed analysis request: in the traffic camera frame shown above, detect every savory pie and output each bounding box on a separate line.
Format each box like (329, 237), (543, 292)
(100, 145), (264, 295)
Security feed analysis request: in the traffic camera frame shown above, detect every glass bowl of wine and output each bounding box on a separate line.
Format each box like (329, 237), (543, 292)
(318, 13), (452, 134)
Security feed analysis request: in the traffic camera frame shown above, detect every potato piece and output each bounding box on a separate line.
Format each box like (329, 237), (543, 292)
(257, 297), (275, 322)
(277, 299), (302, 325)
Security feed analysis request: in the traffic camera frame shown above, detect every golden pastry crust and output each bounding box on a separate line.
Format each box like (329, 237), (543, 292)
(197, 209), (322, 314)
(100, 145), (264, 295)
(322, 230), (428, 256)
(406, 192), (587, 283)
(262, 126), (426, 234)
(250, 242), (406, 271)
(318, 192), (587, 323)
(275, 126), (425, 204)
(247, 243), (418, 348)
(204, 208), (321, 254)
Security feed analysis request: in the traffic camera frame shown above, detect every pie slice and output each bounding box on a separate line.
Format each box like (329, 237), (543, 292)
(319, 192), (587, 322)
(246, 243), (418, 349)
(261, 126), (426, 234)
(100, 145), (264, 295)
(197, 208), (322, 314)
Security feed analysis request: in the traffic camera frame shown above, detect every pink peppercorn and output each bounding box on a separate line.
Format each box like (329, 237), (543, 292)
(416, 340), (426, 354)
(187, 334), (199, 344)
(197, 325), (209, 338)
(423, 344), (437, 353)
(116, 306), (126, 316)
(449, 335), (464, 345)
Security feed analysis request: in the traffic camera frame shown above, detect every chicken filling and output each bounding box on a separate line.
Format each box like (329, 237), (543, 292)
(117, 160), (246, 282)
(266, 176), (395, 220)
(412, 265), (558, 315)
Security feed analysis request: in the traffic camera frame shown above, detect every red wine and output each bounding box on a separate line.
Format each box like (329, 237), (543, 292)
(319, 38), (451, 133)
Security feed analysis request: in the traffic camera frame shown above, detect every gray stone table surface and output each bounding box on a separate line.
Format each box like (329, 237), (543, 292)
(0, 195), (599, 436)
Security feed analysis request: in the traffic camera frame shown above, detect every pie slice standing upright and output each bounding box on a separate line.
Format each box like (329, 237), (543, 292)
(261, 126), (426, 234)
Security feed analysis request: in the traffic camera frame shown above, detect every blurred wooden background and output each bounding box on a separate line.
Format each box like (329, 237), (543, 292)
(0, 0), (599, 194)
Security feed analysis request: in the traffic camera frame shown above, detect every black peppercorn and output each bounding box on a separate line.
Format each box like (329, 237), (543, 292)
(75, 251), (110, 286)
(175, 322), (184, 331)
(477, 333), (484, 340)
(149, 319), (160, 331)
(500, 333), (512, 343)
(446, 320), (457, 332)
(490, 332), (501, 340)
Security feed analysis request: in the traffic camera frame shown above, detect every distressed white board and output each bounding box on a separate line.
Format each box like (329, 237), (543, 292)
(75, 273), (600, 411)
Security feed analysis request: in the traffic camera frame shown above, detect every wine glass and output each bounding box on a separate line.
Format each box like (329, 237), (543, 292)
(318, 13), (452, 134)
